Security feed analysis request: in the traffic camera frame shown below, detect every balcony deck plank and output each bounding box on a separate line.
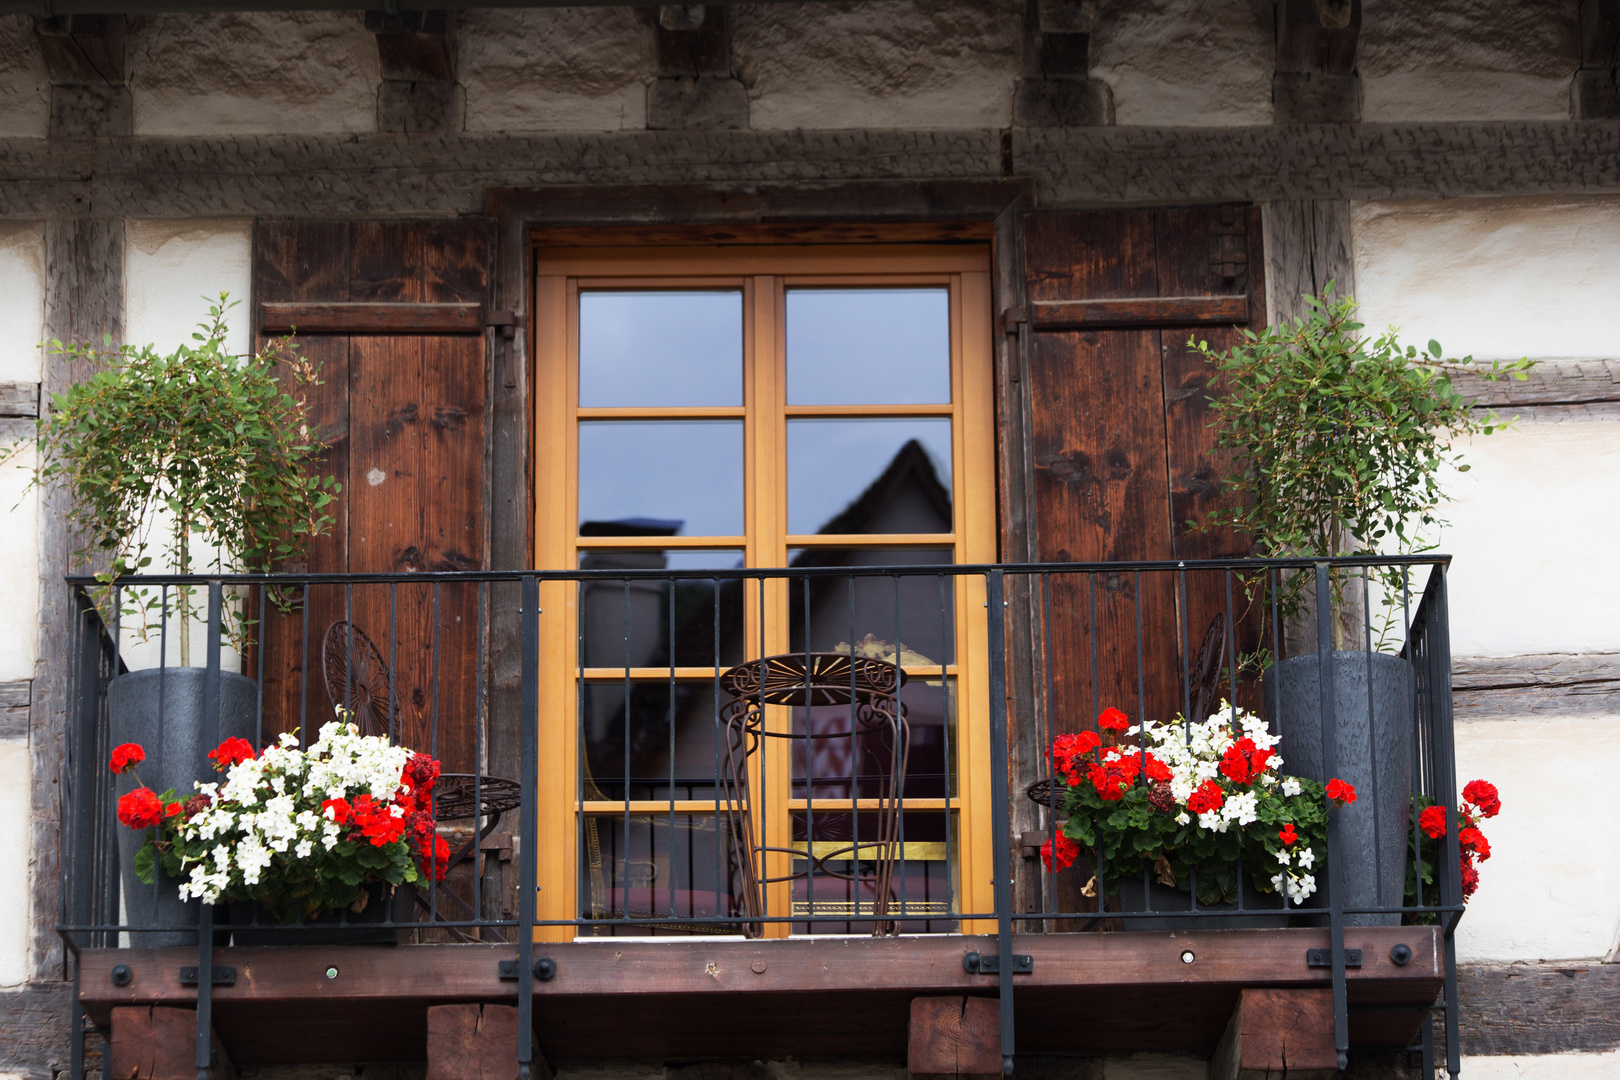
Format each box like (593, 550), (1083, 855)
(77, 928), (1441, 1064)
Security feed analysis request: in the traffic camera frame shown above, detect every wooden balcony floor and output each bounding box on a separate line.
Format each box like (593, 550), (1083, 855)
(77, 927), (1442, 1064)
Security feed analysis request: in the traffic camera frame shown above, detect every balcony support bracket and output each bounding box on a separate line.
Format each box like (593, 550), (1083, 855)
(962, 951), (1033, 975)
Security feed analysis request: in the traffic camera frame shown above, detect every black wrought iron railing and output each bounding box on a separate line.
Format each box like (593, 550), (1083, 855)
(59, 556), (1465, 1080)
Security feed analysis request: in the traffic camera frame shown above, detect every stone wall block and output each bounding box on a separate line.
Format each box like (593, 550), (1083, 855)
(1014, 76), (1112, 126)
(647, 76), (748, 130)
(49, 82), (131, 138)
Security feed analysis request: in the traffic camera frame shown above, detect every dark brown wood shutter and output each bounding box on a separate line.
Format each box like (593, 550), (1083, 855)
(1023, 205), (1265, 730)
(251, 219), (493, 772)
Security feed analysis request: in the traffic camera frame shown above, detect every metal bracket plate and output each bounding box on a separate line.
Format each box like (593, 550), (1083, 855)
(1306, 948), (1363, 969)
(178, 966), (237, 986)
(963, 951), (1033, 975)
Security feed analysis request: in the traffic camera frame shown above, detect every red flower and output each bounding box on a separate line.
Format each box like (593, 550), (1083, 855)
(349, 794), (405, 847)
(1143, 752), (1173, 784)
(182, 794), (212, 818)
(116, 787), (166, 830)
(1460, 858), (1480, 899)
(208, 737), (256, 772)
(164, 801), (183, 819)
(1040, 831), (1079, 873)
(1462, 779), (1501, 819)
(1418, 804), (1448, 840)
(416, 834), (452, 882)
(1325, 778), (1357, 807)
(321, 798), (351, 825)
(1218, 738), (1272, 786)
(1459, 826), (1491, 862)
(404, 753), (441, 796)
(1097, 707), (1129, 733)
(108, 743), (145, 775)
(1088, 753), (1141, 801)
(1051, 731), (1101, 771)
(1186, 779), (1225, 815)
(1278, 823), (1297, 847)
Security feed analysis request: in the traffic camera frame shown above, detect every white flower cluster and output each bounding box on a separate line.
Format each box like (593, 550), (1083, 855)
(1131, 701), (1319, 905)
(173, 720), (414, 905)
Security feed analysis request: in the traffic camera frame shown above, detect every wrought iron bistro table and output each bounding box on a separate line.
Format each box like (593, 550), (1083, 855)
(718, 652), (911, 938)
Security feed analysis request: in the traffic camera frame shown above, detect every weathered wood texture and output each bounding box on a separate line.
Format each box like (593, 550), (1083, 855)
(260, 301), (485, 334)
(251, 220), (491, 775)
(1262, 200), (1355, 324)
(1449, 360), (1620, 423)
(1272, 0), (1361, 124)
(1456, 962), (1620, 1056)
(0, 381), (40, 417)
(1211, 988), (1338, 1080)
(532, 221), (994, 246)
(1029, 294), (1249, 329)
(75, 929), (1442, 1063)
(3, 123), (1619, 218)
(1452, 653), (1620, 718)
(0, 985), (85, 1080)
(426, 1003), (545, 1080)
(0, 680), (30, 741)
(109, 1005), (234, 1080)
(36, 217), (123, 983)
(908, 996), (1001, 1080)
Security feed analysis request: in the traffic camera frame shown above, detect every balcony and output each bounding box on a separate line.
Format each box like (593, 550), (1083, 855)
(60, 557), (1467, 1078)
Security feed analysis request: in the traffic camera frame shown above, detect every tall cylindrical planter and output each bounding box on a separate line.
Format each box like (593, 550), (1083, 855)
(1113, 873), (1288, 931)
(110, 667), (259, 947)
(1264, 652), (1413, 927)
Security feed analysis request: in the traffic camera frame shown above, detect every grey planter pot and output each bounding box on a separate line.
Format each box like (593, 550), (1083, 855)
(1264, 652), (1413, 927)
(227, 882), (401, 946)
(1113, 872), (1288, 931)
(110, 667), (259, 947)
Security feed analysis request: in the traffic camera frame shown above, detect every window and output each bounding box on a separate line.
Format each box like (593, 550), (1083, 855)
(532, 243), (996, 939)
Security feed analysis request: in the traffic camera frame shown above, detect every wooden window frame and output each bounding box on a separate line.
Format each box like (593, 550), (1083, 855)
(531, 242), (998, 940)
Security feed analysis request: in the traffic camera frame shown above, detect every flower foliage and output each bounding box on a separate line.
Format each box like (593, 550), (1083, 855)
(1408, 778), (1501, 916)
(114, 721), (448, 923)
(1043, 704), (1357, 907)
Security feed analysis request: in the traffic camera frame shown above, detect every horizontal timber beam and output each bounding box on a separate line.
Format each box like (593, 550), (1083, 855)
(2, 122), (1618, 219)
(3, 0), (855, 12)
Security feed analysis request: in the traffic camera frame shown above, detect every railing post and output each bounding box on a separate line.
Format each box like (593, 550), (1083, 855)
(986, 570), (1016, 1075)
(517, 575), (539, 1079)
(197, 581), (224, 1080)
(1425, 570), (1463, 1080)
(1314, 563), (1348, 1072)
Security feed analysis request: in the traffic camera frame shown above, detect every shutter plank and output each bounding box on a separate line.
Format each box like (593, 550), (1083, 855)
(1031, 295), (1249, 329)
(260, 301), (483, 334)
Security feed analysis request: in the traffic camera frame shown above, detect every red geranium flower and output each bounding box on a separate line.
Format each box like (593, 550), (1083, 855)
(416, 834), (453, 882)
(1143, 752), (1173, 784)
(404, 753), (441, 796)
(1462, 779), (1501, 819)
(1325, 778), (1357, 807)
(1186, 779), (1225, 815)
(108, 743), (145, 775)
(350, 794), (405, 847)
(1459, 826), (1491, 862)
(1460, 858), (1480, 898)
(116, 787), (166, 830)
(208, 737), (256, 772)
(1218, 738), (1272, 786)
(1278, 823), (1297, 847)
(1088, 753), (1141, 801)
(321, 797), (352, 825)
(1097, 707), (1129, 733)
(1418, 804), (1448, 840)
(1040, 831), (1079, 873)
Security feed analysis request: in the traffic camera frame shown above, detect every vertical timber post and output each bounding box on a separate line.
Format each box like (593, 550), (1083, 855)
(1314, 563), (1347, 1071)
(517, 575), (539, 1078)
(197, 581), (224, 1080)
(986, 570), (1015, 1074)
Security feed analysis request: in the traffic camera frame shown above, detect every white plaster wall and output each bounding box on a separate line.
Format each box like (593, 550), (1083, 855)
(1090, 0), (1273, 127)
(121, 220), (253, 672)
(0, 742), (28, 986)
(734, 0), (1021, 130)
(1453, 716), (1620, 962)
(0, 222), (45, 385)
(1352, 197), (1620, 362)
(0, 15), (49, 138)
(460, 8), (652, 132)
(128, 13), (378, 135)
(1462, 1051), (1620, 1079)
(1360, 0), (1578, 121)
(0, 223), (43, 686)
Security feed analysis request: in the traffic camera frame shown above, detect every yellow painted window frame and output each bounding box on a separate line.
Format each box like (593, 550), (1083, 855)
(531, 243), (997, 940)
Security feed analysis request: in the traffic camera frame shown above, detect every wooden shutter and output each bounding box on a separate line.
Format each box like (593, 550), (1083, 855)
(251, 219), (493, 772)
(1024, 205), (1265, 729)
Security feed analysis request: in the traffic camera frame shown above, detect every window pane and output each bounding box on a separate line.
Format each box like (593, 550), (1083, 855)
(791, 811), (956, 934)
(787, 418), (952, 535)
(579, 290), (743, 407)
(581, 681), (726, 802)
(577, 549), (745, 670)
(579, 812), (742, 935)
(785, 547), (956, 664)
(789, 679), (956, 801)
(786, 288), (950, 406)
(579, 421), (744, 537)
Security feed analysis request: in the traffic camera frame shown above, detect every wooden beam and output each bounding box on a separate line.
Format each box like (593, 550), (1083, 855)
(0, 382), (39, 418)
(0, 681), (29, 742)
(1211, 989), (1337, 1080)
(1453, 653), (1620, 719)
(908, 996), (1001, 1080)
(32, 14), (125, 84)
(1030, 295), (1248, 329)
(530, 221), (995, 247)
(110, 1005), (235, 1080)
(259, 301), (484, 334)
(427, 1004), (549, 1080)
